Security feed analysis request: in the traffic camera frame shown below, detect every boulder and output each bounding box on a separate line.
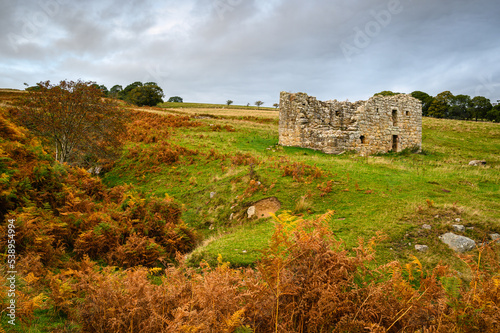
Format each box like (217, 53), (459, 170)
(490, 233), (500, 241)
(452, 225), (465, 232)
(469, 160), (486, 166)
(439, 233), (476, 253)
(415, 244), (429, 252)
(247, 206), (256, 218)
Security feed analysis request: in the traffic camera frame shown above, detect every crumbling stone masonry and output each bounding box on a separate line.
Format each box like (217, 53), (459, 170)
(279, 92), (422, 155)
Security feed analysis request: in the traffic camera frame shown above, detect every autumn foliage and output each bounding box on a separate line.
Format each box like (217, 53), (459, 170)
(2, 96), (500, 332)
(16, 80), (126, 167)
(31, 212), (500, 332)
(0, 106), (197, 270)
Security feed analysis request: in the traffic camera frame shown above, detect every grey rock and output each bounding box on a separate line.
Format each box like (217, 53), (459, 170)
(210, 191), (216, 199)
(452, 225), (465, 232)
(439, 233), (476, 253)
(455, 218), (461, 223)
(247, 206), (256, 218)
(422, 224), (432, 230)
(490, 233), (500, 241)
(469, 160), (486, 166)
(87, 166), (102, 175)
(415, 244), (429, 252)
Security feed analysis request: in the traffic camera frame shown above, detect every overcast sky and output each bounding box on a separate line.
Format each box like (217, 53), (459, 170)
(1, 0), (499, 105)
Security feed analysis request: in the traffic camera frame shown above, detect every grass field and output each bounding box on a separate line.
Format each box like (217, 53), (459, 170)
(159, 101), (276, 111)
(103, 104), (500, 272)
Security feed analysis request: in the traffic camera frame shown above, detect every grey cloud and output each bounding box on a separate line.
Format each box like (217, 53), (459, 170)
(1, 0), (499, 103)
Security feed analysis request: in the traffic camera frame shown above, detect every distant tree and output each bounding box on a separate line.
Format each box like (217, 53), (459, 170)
(246, 103), (250, 107)
(168, 96), (183, 103)
(226, 100), (233, 106)
(128, 83), (164, 106)
(374, 91), (400, 96)
(428, 91), (454, 118)
(411, 91), (434, 116)
(435, 91), (454, 105)
(427, 99), (448, 118)
(486, 104), (500, 122)
(25, 85), (41, 92)
(255, 101), (264, 109)
(449, 94), (471, 120)
(470, 96), (492, 121)
(273, 103), (279, 109)
(122, 81), (143, 101)
(98, 85), (109, 96)
(19, 80), (125, 166)
(109, 85), (123, 99)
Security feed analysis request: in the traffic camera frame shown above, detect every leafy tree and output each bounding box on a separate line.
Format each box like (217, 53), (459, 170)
(449, 94), (471, 120)
(410, 91), (434, 116)
(168, 96), (183, 103)
(428, 91), (454, 118)
(226, 100), (233, 106)
(486, 104), (500, 122)
(25, 85), (41, 92)
(470, 96), (492, 121)
(273, 103), (279, 109)
(435, 91), (454, 104)
(255, 101), (264, 109)
(109, 85), (123, 99)
(98, 84), (109, 96)
(122, 81), (143, 101)
(427, 100), (448, 118)
(128, 83), (164, 106)
(19, 80), (125, 166)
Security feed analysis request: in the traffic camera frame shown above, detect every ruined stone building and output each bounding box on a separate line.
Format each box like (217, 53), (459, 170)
(278, 92), (422, 156)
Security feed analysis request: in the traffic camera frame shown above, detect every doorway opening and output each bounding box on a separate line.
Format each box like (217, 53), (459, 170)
(392, 135), (398, 151)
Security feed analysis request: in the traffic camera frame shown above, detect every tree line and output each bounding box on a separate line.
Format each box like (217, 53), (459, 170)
(26, 81), (180, 107)
(375, 90), (500, 122)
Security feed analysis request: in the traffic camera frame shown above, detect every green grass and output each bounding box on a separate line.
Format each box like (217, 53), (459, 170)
(158, 101), (276, 110)
(103, 113), (500, 271)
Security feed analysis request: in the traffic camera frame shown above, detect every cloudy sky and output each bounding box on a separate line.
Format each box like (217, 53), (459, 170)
(1, 0), (499, 105)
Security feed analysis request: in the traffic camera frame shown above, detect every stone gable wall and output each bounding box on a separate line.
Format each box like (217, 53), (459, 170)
(279, 92), (422, 155)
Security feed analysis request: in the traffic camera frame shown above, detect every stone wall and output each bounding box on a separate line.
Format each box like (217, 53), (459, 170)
(279, 92), (422, 155)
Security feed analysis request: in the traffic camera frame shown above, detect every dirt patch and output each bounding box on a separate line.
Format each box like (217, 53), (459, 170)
(252, 197), (281, 219)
